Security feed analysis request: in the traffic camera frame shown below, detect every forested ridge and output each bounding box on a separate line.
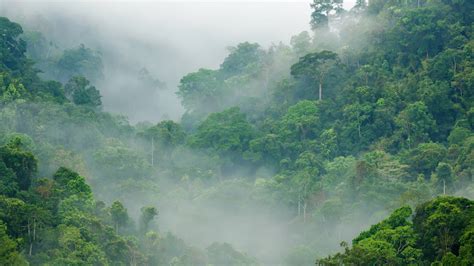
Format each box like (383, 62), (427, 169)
(0, 0), (473, 265)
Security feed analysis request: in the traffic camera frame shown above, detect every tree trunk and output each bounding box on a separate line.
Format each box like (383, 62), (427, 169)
(31, 218), (36, 256)
(151, 137), (154, 167)
(319, 82), (322, 101)
(33, 218), (36, 241)
(298, 198), (301, 217)
(453, 57), (457, 74)
(300, 126), (307, 141)
(128, 244), (136, 266)
(263, 68), (270, 92)
(407, 123), (412, 149)
(27, 219), (32, 256)
(358, 123), (362, 139)
(303, 202), (307, 224)
(443, 179), (446, 195)
(46, 45), (51, 58)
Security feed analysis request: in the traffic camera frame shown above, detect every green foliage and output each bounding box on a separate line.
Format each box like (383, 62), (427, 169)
(53, 167), (92, 198)
(395, 101), (436, 149)
(142, 120), (186, 148)
(220, 42), (265, 77)
(109, 201), (129, 233)
(51, 224), (107, 265)
(0, 0), (473, 263)
(64, 76), (102, 107)
(433, 162), (454, 193)
(0, 160), (18, 196)
(177, 40), (291, 125)
(280, 100), (319, 143)
(93, 138), (151, 181)
(352, 206), (413, 244)
(139, 206), (158, 233)
(0, 17), (27, 73)
(413, 196), (474, 262)
(320, 197), (474, 265)
(190, 107), (254, 157)
(0, 221), (28, 265)
(290, 31), (312, 58)
(56, 44), (103, 83)
(310, 0), (343, 30)
(401, 142), (447, 179)
(0, 137), (37, 190)
(177, 68), (223, 114)
(290, 50), (341, 100)
(0, 156), (144, 265)
(137, 120), (187, 166)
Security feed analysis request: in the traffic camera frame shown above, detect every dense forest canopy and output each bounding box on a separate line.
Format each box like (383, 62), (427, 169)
(0, 0), (473, 265)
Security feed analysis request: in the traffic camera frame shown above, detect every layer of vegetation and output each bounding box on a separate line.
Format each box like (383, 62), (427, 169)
(318, 196), (474, 265)
(0, 0), (472, 264)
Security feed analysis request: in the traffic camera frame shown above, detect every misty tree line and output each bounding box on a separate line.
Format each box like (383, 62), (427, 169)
(0, 0), (473, 264)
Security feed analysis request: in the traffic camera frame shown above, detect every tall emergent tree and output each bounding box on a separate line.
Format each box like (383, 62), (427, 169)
(110, 201), (129, 233)
(0, 17), (27, 72)
(139, 206), (158, 234)
(310, 0), (343, 30)
(64, 76), (102, 108)
(290, 50), (340, 101)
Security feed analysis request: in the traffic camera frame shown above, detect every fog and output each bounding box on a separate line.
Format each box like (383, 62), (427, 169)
(0, 97), (389, 265)
(0, 1), (366, 264)
(1, 0), (471, 264)
(0, 0), (355, 123)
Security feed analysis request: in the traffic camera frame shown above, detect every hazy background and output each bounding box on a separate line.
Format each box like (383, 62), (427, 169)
(0, 1), (381, 264)
(0, 0), (355, 123)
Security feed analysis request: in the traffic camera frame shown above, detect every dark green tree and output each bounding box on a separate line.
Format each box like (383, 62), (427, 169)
(177, 68), (223, 113)
(220, 42), (265, 77)
(413, 197), (473, 262)
(190, 107), (254, 157)
(0, 17), (27, 72)
(64, 76), (102, 107)
(310, 0), (343, 30)
(109, 201), (129, 233)
(56, 44), (103, 82)
(0, 138), (37, 190)
(0, 221), (28, 265)
(290, 50), (341, 100)
(139, 206), (158, 233)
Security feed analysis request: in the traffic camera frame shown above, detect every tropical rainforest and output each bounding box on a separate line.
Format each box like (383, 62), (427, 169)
(0, 0), (473, 265)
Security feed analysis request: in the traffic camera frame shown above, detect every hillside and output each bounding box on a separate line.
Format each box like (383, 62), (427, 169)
(0, 0), (472, 264)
